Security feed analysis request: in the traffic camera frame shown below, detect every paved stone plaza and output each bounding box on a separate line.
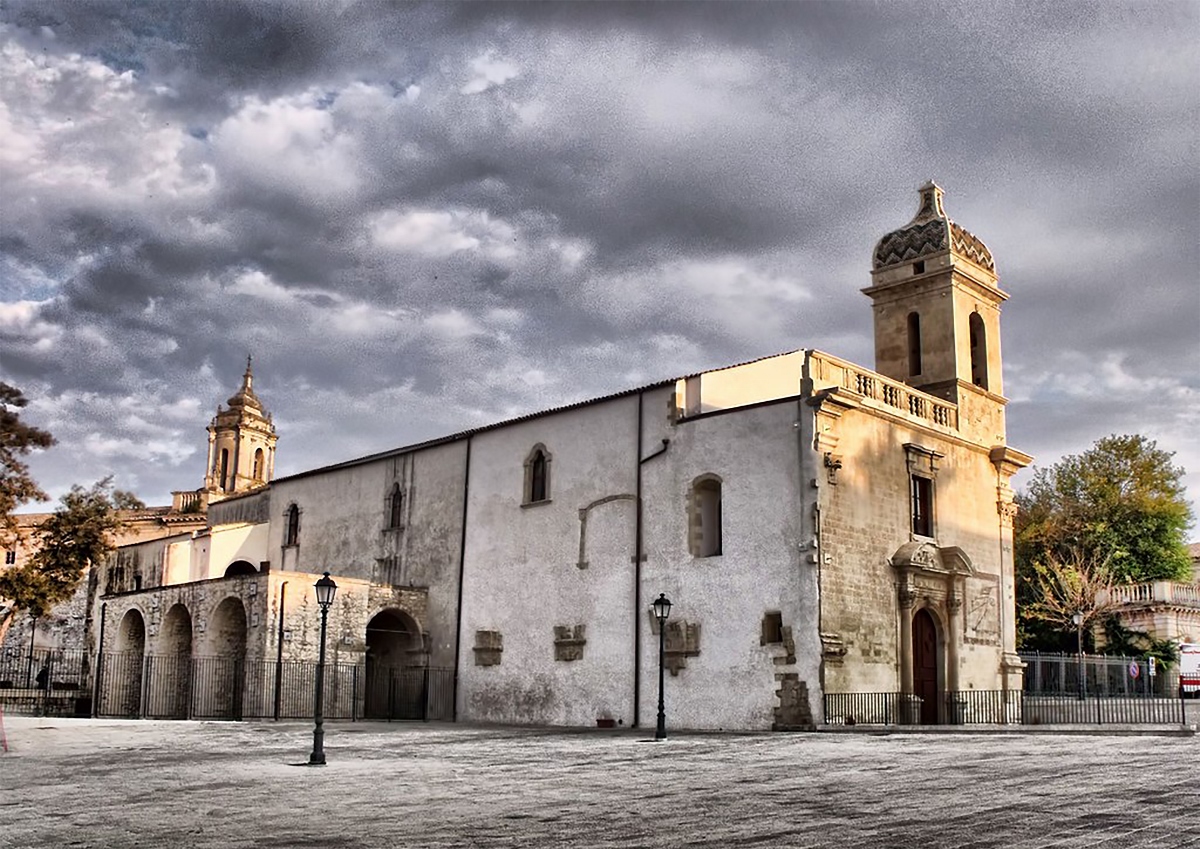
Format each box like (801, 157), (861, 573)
(1, 717), (1197, 848)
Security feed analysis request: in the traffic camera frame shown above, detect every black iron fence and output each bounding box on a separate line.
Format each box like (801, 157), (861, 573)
(0, 649), (91, 718)
(1, 650), (455, 721)
(824, 689), (1186, 727)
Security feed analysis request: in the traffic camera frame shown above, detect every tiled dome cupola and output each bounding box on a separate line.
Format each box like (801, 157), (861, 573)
(872, 181), (994, 272)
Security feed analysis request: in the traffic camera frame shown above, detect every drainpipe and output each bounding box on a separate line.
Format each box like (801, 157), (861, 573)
(274, 582), (287, 721)
(634, 393), (643, 727)
(635, 390), (671, 728)
(451, 436), (472, 722)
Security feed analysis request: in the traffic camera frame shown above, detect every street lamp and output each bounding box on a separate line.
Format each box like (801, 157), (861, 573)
(1071, 610), (1085, 700)
(652, 593), (672, 741)
(309, 572), (338, 766)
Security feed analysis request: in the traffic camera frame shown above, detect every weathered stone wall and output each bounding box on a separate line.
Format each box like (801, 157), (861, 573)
(96, 571), (429, 667)
(209, 489), (272, 527)
(812, 389), (1012, 696)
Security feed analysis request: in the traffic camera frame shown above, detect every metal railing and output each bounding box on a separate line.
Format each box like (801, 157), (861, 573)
(823, 692), (908, 726)
(1020, 652), (1180, 697)
(88, 653), (454, 722)
(824, 689), (1186, 727)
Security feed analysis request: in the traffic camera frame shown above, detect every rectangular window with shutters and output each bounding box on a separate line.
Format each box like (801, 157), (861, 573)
(911, 475), (934, 538)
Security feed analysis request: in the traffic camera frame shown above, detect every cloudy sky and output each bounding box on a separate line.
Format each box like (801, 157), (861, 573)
(1, 1), (1197, 524)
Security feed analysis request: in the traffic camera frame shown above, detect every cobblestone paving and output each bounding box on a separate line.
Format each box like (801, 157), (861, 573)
(1, 717), (1197, 848)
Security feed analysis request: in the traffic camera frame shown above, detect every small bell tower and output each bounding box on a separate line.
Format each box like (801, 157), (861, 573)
(863, 181), (1006, 403)
(204, 357), (277, 498)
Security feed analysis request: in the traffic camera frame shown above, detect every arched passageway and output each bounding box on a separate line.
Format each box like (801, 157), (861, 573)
(106, 609), (146, 717)
(147, 603), (193, 719)
(364, 609), (425, 719)
(195, 597), (248, 719)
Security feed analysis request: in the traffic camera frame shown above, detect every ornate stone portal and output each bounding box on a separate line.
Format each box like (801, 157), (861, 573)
(891, 541), (975, 696)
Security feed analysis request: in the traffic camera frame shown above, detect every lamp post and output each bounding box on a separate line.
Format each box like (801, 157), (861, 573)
(309, 572), (338, 765)
(1071, 610), (1085, 700)
(652, 593), (672, 741)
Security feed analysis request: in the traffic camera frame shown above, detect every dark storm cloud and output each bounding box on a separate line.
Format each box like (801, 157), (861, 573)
(1, 0), (1196, 515)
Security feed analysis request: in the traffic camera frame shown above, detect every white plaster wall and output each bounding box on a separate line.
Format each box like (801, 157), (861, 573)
(205, 523), (269, 578)
(458, 394), (642, 727)
(640, 398), (817, 731)
(163, 538), (193, 585)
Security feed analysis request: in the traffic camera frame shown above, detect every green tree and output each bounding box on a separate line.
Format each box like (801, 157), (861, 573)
(1016, 434), (1194, 650)
(0, 478), (143, 645)
(1016, 546), (1127, 654)
(1, 382), (55, 546)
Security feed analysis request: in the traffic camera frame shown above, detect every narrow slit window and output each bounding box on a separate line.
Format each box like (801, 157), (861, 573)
(388, 483), (404, 529)
(285, 503), (300, 546)
(690, 476), (723, 557)
(523, 444), (552, 504)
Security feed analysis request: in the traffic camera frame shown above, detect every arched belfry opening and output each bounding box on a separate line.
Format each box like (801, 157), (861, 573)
(969, 312), (988, 389)
(363, 609), (426, 719)
(907, 312), (922, 378)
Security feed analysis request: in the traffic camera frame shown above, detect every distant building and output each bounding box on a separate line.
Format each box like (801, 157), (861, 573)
(1102, 542), (1200, 647)
(31, 183), (1034, 729)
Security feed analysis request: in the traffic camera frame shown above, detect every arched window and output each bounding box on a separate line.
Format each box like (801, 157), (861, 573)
(523, 444), (552, 504)
(969, 312), (988, 389)
(907, 312), (922, 377)
(253, 448), (264, 481)
(388, 483), (404, 529)
(220, 449), (230, 491)
(689, 475), (723, 557)
(284, 503), (300, 546)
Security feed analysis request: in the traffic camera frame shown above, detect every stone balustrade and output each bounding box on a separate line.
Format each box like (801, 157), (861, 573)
(1106, 581), (1200, 608)
(810, 351), (958, 431)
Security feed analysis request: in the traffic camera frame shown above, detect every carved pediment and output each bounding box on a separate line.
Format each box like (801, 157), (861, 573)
(890, 542), (975, 576)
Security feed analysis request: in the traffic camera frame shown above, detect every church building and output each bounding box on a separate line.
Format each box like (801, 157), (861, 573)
(91, 183), (1031, 729)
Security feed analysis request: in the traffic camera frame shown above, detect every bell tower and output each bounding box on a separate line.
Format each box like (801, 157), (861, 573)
(204, 357), (277, 498)
(863, 181), (1006, 403)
